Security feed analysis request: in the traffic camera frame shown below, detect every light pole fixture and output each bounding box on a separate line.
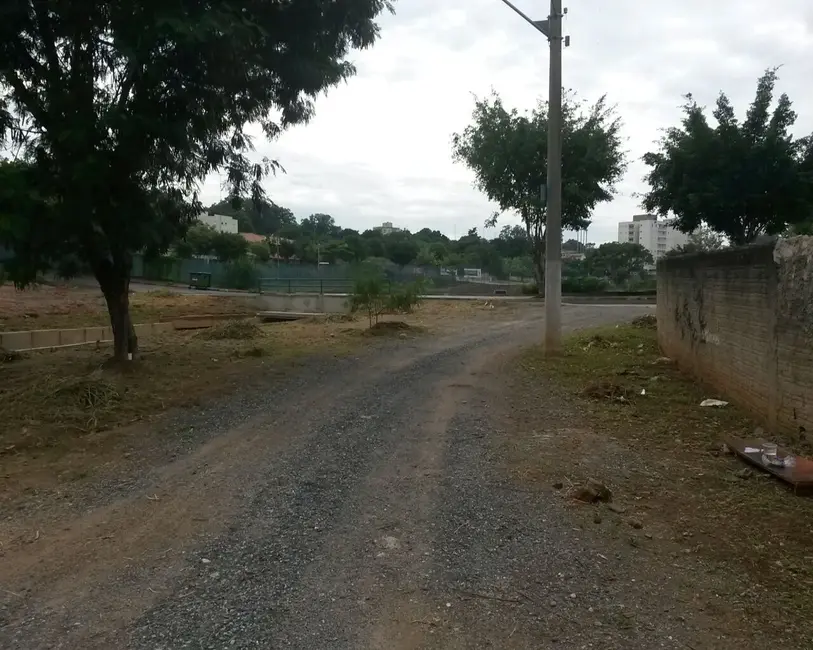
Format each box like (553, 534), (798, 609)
(497, 0), (568, 355)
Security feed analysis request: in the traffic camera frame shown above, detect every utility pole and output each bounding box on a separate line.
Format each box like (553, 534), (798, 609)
(498, 0), (567, 354)
(543, 0), (563, 355)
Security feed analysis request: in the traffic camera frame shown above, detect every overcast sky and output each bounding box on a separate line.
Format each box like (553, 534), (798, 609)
(200, 0), (813, 243)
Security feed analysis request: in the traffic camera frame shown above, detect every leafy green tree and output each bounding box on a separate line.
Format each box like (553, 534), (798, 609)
(342, 234), (368, 263)
(361, 229), (386, 257)
(249, 241), (271, 262)
(414, 228), (449, 244)
(278, 239), (297, 260)
(493, 224), (531, 259)
(385, 234), (419, 267)
(256, 203), (297, 236)
(179, 224), (219, 257)
(452, 91), (625, 283)
(585, 242), (653, 286)
(0, 0), (392, 360)
(429, 242), (449, 263)
(301, 213), (338, 238)
(642, 69), (813, 246)
(504, 255), (535, 279)
(211, 232), (249, 262)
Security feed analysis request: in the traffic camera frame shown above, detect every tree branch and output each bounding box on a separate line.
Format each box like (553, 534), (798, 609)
(3, 70), (47, 124)
(32, 2), (62, 83)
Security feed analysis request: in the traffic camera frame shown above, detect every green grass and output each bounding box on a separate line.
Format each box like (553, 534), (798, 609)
(515, 322), (813, 636)
(523, 323), (754, 448)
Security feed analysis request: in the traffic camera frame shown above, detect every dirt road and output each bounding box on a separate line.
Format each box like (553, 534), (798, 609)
(1, 303), (736, 649)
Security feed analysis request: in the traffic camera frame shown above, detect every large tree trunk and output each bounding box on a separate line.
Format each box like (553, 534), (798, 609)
(523, 208), (546, 297)
(95, 258), (138, 362)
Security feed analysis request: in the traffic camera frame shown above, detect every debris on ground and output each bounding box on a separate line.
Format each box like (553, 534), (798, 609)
(700, 399), (729, 408)
(582, 381), (635, 403)
(196, 319), (263, 341)
(583, 335), (616, 350)
(1, 346), (24, 363)
(726, 435), (813, 491)
(569, 479), (612, 504)
(631, 314), (657, 329)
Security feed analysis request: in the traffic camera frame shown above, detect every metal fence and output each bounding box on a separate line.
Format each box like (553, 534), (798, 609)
(257, 277), (356, 294)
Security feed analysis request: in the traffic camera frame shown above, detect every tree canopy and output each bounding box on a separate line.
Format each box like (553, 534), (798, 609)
(642, 68), (813, 246)
(0, 0), (393, 360)
(584, 242), (653, 285)
(206, 199), (296, 235)
(451, 91), (625, 283)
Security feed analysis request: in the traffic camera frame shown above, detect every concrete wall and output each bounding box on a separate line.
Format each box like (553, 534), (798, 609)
(256, 292), (351, 314)
(657, 236), (813, 438)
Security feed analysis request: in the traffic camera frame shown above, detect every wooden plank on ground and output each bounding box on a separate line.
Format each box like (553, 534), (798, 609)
(725, 436), (813, 493)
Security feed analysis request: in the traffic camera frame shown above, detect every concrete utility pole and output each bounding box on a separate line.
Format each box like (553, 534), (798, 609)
(543, 0), (564, 356)
(498, 0), (567, 355)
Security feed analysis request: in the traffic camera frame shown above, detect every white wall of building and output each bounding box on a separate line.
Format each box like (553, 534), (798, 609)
(197, 212), (238, 234)
(617, 214), (690, 261)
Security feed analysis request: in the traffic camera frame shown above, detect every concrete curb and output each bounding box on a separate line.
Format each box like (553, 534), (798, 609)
(0, 313), (255, 352)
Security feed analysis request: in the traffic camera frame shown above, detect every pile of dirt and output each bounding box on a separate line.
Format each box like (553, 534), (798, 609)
(631, 314), (657, 329)
(363, 321), (425, 338)
(581, 380), (635, 403)
(196, 319), (263, 341)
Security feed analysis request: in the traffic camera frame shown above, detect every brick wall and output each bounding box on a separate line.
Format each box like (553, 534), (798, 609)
(657, 236), (813, 439)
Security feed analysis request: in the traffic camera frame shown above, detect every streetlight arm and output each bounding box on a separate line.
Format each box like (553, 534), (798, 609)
(497, 0), (549, 37)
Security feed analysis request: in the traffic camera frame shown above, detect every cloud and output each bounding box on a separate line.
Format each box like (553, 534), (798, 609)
(202, 0), (813, 243)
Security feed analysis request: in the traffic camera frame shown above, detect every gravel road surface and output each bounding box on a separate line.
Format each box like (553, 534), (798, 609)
(1, 303), (733, 649)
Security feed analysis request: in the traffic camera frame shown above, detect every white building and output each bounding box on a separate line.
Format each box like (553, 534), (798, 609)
(374, 221), (401, 235)
(617, 214), (690, 261)
(197, 212), (238, 234)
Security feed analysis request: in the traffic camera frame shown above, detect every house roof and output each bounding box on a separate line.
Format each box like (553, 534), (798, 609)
(241, 232), (266, 243)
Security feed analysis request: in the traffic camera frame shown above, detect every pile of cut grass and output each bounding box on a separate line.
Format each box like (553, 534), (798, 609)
(196, 319), (263, 341)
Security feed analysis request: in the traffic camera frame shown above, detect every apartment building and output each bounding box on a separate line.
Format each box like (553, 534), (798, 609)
(197, 212), (238, 234)
(617, 214), (689, 260)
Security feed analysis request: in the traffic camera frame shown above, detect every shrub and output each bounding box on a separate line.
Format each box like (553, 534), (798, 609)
(351, 274), (389, 327)
(521, 282), (538, 295)
(561, 276), (610, 293)
(387, 278), (426, 314)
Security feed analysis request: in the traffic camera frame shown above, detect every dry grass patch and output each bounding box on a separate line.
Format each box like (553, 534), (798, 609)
(0, 284), (264, 331)
(509, 323), (813, 637)
(0, 319), (359, 455)
(195, 318), (263, 340)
